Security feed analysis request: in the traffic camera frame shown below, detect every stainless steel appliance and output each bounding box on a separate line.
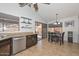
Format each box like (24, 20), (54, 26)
(12, 36), (26, 55)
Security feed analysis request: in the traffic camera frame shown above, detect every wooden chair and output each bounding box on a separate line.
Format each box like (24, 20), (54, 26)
(62, 32), (65, 44)
(60, 32), (65, 45)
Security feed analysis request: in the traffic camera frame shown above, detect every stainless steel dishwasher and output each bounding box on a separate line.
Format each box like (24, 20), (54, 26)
(12, 36), (26, 55)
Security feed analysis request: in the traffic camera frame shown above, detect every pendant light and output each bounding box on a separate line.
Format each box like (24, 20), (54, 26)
(54, 13), (60, 25)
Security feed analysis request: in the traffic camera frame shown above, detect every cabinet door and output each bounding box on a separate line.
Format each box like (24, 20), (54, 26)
(26, 34), (37, 48)
(0, 38), (12, 56)
(31, 34), (37, 45)
(26, 35), (33, 48)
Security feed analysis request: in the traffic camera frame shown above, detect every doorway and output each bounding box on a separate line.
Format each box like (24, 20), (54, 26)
(35, 21), (47, 40)
(35, 22), (42, 41)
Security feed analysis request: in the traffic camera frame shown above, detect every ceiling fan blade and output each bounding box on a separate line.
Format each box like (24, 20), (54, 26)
(19, 3), (26, 7)
(43, 3), (50, 5)
(19, 3), (50, 12)
(28, 4), (31, 7)
(19, 3), (29, 7)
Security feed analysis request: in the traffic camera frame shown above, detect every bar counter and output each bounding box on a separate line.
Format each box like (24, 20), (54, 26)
(0, 32), (37, 56)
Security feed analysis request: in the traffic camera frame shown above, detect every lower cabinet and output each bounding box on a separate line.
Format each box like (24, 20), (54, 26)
(0, 38), (12, 56)
(0, 34), (37, 56)
(26, 34), (37, 48)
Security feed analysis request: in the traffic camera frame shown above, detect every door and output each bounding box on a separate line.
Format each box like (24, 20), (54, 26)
(42, 23), (47, 39)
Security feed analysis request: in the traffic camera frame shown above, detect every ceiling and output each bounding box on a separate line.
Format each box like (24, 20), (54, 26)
(0, 3), (79, 24)
(35, 3), (79, 23)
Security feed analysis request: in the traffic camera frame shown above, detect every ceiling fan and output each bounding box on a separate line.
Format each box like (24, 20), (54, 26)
(19, 3), (50, 12)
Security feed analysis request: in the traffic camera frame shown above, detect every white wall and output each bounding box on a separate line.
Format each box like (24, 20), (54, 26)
(48, 16), (79, 43)
(61, 16), (79, 43)
(78, 16), (79, 43)
(19, 17), (35, 32)
(0, 3), (46, 33)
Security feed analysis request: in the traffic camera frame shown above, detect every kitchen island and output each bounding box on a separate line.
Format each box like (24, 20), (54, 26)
(0, 32), (37, 56)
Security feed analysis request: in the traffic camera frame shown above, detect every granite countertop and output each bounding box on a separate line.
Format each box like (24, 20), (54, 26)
(0, 32), (37, 41)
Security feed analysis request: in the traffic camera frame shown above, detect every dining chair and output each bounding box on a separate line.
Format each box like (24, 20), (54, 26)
(62, 32), (65, 44)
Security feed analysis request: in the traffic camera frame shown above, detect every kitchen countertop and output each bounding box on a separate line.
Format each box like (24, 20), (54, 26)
(0, 32), (37, 41)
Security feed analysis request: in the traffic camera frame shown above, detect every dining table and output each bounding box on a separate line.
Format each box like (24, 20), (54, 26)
(48, 32), (63, 45)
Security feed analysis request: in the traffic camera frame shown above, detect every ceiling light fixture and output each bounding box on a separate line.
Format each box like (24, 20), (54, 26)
(54, 13), (60, 25)
(19, 3), (50, 12)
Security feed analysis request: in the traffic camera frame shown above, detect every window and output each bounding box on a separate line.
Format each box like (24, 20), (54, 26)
(0, 21), (19, 32)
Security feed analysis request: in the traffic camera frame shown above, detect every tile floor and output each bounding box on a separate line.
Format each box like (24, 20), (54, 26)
(16, 39), (79, 56)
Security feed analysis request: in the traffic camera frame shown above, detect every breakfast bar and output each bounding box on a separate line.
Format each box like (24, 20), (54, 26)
(0, 32), (37, 56)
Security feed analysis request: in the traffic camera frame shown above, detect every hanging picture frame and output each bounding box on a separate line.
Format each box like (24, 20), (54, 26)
(65, 20), (74, 27)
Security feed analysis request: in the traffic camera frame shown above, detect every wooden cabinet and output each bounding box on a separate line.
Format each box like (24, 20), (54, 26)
(26, 34), (37, 48)
(68, 31), (73, 43)
(0, 34), (37, 56)
(0, 38), (12, 56)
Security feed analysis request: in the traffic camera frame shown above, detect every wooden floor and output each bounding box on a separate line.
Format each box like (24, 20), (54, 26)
(16, 39), (79, 56)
